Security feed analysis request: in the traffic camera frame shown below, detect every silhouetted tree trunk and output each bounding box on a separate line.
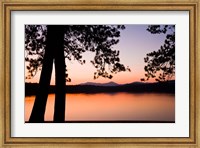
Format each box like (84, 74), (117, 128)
(29, 25), (55, 122)
(53, 26), (66, 122)
(27, 25), (126, 123)
(29, 25), (66, 122)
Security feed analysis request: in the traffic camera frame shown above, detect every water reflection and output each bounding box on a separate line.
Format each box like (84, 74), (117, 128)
(25, 93), (175, 122)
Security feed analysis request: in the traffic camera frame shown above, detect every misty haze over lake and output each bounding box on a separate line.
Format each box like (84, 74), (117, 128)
(25, 92), (175, 122)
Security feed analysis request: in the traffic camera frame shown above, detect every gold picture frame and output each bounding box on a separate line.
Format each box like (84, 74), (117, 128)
(0, 0), (199, 147)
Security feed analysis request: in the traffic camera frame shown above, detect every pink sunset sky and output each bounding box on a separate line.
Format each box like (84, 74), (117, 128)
(25, 25), (169, 85)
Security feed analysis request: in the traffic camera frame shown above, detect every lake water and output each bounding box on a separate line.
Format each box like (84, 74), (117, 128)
(25, 93), (175, 122)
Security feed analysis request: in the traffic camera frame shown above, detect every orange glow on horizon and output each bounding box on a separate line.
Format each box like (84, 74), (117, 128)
(25, 63), (174, 85)
(25, 25), (175, 85)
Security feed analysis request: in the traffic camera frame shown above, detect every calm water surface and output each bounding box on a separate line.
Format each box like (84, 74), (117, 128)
(25, 93), (175, 122)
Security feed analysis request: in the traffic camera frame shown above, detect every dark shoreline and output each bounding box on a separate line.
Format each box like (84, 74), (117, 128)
(25, 80), (175, 96)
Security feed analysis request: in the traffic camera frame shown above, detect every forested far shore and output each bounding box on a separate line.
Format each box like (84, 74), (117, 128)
(25, 80), (175, 96)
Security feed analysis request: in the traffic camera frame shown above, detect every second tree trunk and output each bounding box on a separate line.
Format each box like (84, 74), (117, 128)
(53, 25), (66, 122)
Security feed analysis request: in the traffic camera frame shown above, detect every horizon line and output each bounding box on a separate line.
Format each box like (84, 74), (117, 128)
(25, 79), (175, 86)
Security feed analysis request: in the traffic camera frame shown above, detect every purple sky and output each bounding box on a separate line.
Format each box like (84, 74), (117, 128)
(25, 25), (169, 85)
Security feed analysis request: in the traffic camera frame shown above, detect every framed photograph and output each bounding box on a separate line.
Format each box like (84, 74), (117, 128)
(0, 0), (199, 147)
